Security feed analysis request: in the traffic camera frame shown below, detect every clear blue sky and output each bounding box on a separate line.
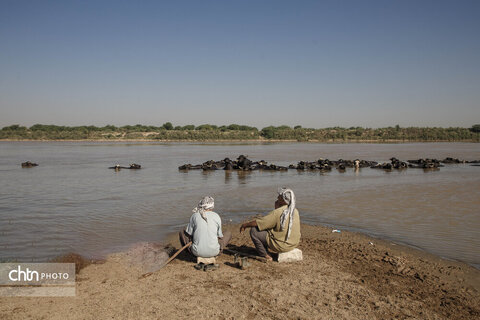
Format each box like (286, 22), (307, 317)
(1, 0), (479, 128)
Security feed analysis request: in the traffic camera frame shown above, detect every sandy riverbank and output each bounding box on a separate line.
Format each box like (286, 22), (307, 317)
(1, 223), (479, 319)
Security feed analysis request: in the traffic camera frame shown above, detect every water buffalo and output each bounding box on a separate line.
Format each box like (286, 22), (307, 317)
(236, 155), (252, 170)
(109, 164), (142, 170)
(442, 157), (461, 164)
(371, 162), (393, 170)
(109, 164), (122, 171)
(408, 158), (442, 169)
(21, 161), (38, 168)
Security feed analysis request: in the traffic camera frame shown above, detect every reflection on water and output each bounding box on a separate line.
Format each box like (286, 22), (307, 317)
(224, 171), (232, 184)
(0, 142), (479, 268)
(236, 171), (253, 184)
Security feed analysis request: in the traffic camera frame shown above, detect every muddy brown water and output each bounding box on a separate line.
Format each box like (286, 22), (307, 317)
(0, 141), (479, 268)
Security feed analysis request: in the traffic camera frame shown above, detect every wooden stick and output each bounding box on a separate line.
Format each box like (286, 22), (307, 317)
(139, 242), (192, 279)
(165, 241), (192, 265)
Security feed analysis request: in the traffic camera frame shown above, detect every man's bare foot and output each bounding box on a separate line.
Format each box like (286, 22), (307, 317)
(265, 255), (273, 262)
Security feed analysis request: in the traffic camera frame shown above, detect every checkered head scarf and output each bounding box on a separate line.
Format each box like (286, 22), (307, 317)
(193, 196), (215, 221)
(278, 187), (296, 241)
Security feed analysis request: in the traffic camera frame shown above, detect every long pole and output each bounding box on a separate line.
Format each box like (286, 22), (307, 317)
(139, 242), (192, 279)
(164, 241), (192, 265)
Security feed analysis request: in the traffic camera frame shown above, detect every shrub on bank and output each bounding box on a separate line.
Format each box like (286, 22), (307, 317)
(0, 123), (478, 141)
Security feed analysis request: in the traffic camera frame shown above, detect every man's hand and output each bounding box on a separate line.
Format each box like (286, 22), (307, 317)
(239, 220), (258, 233)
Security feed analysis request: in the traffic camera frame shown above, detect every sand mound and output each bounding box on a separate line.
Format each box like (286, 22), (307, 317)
(120, 242), (173, 274)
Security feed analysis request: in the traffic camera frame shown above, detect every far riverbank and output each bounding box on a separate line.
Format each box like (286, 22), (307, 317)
(1, 138), (479, 143)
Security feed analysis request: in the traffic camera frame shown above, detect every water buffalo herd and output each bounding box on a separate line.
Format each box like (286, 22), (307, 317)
(18, 156), (480, 171)
(178, 155), (480, 172)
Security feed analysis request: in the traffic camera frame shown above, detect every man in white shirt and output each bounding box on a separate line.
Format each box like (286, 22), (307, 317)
(179, 196), (231, 258)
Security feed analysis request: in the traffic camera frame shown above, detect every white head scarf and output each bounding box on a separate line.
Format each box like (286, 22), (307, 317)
(193, 196), (215, 221)
(278, 187), (296, 241)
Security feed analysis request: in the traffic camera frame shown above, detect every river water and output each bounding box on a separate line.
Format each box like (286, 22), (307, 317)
(0, 142), (479, 268)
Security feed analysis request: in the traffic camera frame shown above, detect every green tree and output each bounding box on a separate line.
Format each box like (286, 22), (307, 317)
(103, 125), (117, 131)
(2, 124), (26, 131)
(470, 124), (480, 133)
(261, 126), (275, 139)
(162, 122), (173, 130)
(227, 124), (240, 130)
(196, 124), (216, 130)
